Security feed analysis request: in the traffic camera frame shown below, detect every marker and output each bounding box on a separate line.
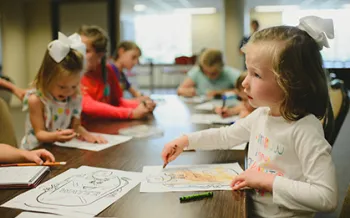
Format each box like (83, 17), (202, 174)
(212, 121), (235, 125)
(0, 162), (67, 167)
(179, 192), (214, 203)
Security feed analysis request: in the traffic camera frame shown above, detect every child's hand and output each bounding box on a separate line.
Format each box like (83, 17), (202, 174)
(55, 129), (76, 142)
(132, 103), (150, 119)
(22, 149), (55, 165)
(214, 106), (230, 117)
(231, 169), (276, 192)
(79, 132), (108, 144)
(182, 88), (196, 97)
(161, 136), (188, 164)
(143, 99), (156, 112)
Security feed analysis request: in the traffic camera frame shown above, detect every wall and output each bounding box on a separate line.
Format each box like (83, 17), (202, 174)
(0, 0), (27, 107)
(25, 0), (51, 83)
(191, 13), (224, 54)
(60, 2), (108, 35)
(250, 11), (283, 30)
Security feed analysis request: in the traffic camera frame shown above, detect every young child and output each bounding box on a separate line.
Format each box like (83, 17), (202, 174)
(110, 41), (150, 101)
(21, 32), (106, 150)
(0, 143), (55, 164)
(177, 49), (240, 98)
(214, 72), (255, 118)
(162, 16), (337, 217)
(78, 25), (155, 121)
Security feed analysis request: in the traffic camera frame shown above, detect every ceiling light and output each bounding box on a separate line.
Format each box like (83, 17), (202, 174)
(134, 4), (147, 12)
(254, 5), (299, 13)
(174, 7), (217, 14)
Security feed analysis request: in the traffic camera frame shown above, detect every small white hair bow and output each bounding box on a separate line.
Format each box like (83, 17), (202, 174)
(48, 32), (86, 63)
(297, 16), (334, 50)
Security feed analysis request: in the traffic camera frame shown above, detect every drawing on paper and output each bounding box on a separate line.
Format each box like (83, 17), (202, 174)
(146, 166), (239, 189)
(32, 170), (131, 207)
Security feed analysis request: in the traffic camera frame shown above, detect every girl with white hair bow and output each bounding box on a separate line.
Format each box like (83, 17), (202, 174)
(162, 16), (338, 217)
(20, 32), (107, 150)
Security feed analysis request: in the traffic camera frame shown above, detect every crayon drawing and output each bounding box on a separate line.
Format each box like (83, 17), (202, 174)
(140, 163), (244, 192)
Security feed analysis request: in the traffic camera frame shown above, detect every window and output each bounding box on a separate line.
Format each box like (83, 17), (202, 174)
(134, 14), (192, 64)
(283, 9), (350, 68)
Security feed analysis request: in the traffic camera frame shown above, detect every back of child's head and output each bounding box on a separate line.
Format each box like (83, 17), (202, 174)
(245, 18), (332, 121)
(33, 33), (85, 97)
(112, 41), (141, 60)
(78, 25), (109, 53)
(199, 49), (224, 69)
(235, 71), (247, 91)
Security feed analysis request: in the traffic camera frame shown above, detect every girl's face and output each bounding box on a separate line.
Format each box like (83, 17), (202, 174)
(117, 48), (140, 70)
(49, 74), (80, 101)
(81, 35), (105, 71)
(242, 43), (284, 116)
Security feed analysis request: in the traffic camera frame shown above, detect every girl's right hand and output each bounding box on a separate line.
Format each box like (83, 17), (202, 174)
(55, 129), (76, 142)
(161, 136), (189, 164)
(131, 103), (150, 119)
(214, 106), (230, 117)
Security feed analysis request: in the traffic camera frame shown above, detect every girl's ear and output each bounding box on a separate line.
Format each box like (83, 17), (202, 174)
(118, 48), (126, 57)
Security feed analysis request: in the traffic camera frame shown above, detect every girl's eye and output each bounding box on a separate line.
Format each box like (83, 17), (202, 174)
(254, 73), (261, 78)
(72, 86), (77, 89)
(59, 86), (65, 89)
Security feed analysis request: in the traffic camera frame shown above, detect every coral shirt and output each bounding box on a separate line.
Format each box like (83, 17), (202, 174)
(81, 64), (139, 121)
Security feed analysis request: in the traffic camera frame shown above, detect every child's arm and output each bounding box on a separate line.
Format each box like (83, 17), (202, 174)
(0, 143), (55, 164)
(28, 95), (75, 143)
(177, 78), (196, 97)
(71, 117), (107, 144)
(270, 126), (338, 212)
(161, 108), (261, 164)
(0, 78), (26, 101)
(128, 86), (142, 98)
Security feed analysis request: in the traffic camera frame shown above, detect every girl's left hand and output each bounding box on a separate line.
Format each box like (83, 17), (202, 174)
(231, 169), (276, 192)
(79, 133), (108, 144)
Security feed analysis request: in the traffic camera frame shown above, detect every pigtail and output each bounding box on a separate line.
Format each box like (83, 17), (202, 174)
(101, 55), (110, 97)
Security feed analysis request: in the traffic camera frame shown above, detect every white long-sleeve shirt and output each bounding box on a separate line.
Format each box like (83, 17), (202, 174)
(187, 107), (338, 218)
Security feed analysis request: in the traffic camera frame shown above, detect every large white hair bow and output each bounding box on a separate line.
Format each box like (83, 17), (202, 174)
(48, 32), (86, 63)
(297, 16), (334, 50)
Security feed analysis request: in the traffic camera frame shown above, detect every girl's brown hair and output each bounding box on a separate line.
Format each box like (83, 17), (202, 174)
(112, 41), (141, 60)
(199, 49), (224, 70)
(235, 71), (247, 91)
(33, 49), (84, 96)
(78, 25), (109, 53)
(246, 26), (329, 121)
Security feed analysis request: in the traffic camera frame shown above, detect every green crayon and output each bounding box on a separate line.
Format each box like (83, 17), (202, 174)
(179, 192), (214, 203)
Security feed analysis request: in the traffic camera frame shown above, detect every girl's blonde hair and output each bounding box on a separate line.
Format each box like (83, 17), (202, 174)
(246, 26), (329, 121)
(78, 25), (109, 53)
(199, 49), (224, 70)
(33, 49), (84, 96)
(112, 41), (141, 60)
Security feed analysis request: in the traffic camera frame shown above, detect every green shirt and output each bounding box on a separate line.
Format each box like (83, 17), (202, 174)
(187, 66), (241, 95)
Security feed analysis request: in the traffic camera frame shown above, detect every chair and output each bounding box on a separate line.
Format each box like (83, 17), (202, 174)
(0, 97), (18, 147)
(328, 79), (350, 145)
(340, 183), (350, 218)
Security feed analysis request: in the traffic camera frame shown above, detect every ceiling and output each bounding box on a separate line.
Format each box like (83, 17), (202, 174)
(121, 0), (350, 17)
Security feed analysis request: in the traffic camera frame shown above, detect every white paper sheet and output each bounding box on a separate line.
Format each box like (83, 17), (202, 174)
(118, 125), (163, 138)
(0, 166), (49, 185)
(191, 114), (239, 124)
(54, 133), (132, 151)
(3, 166), (144, 217)
(140, 163), (244, 192)
(180, 96), (210, 104)
(15, 212), (93, 218)
(194, 99), (239, 111)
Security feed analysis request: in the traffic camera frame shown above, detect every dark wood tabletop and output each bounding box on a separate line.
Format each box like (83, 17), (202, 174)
(0, 95), (247, 218)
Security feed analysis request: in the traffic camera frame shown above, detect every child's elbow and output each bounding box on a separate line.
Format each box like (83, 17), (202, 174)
(319, 192), (338, 212)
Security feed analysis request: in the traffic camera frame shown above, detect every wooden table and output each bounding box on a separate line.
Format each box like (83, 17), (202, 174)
(0, 95), (247, 218)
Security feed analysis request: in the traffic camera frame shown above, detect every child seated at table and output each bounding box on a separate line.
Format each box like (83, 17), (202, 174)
(214, 72), (255, 118)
